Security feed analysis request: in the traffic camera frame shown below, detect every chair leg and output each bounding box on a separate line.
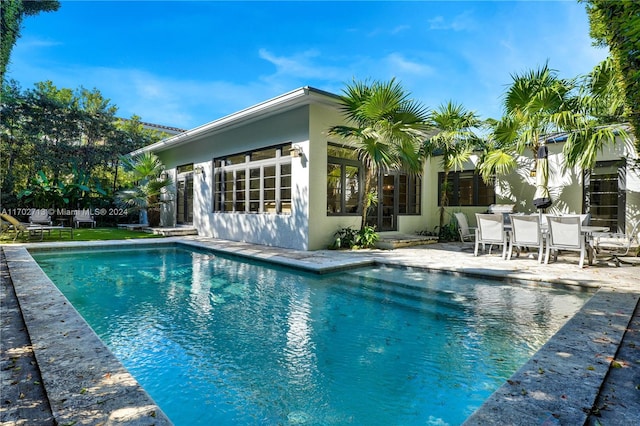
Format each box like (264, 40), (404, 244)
(545, 245), (551, 264)
(474, 240), (479, 257)
(537, 246), (543, 263)
(579, 249), (585, 268)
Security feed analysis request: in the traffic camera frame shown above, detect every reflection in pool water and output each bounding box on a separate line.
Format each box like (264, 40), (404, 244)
(33, 246), (592, 425)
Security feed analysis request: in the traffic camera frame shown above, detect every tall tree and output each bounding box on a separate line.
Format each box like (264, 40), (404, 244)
(425, 101), (481, 234)
(582, 0), (640, 150)
(479, 64), (575, 181)
(328, 78), (431, 228)
(0, 80), (167, 209)
(0, 0), (60, 83)
(562, 58), (629, 169)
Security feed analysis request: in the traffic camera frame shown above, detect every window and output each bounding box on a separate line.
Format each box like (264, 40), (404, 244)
(584, 160), (625, 232)
(438, 170), (495, 206)
(397, 173), (421, 214)
(177, 164), (194, 174)
(326, 143), (421, 219)
(327, 143), (362, 215)
(213, 144), (292, 214)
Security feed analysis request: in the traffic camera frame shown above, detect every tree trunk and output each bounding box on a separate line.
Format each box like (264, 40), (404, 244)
(439, 169), (450, 237)
(147, 208), (161, 227)
(361, 167), (374, 229)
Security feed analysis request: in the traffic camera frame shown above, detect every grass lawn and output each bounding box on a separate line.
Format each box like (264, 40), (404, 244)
(0, 227), (165, 243)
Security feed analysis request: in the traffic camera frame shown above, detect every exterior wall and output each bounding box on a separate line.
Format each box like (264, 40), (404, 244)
(495, 136), (639, 232)
(155, 106), (313, 250)
(420, 156), (487, 231)
(420, 134), (639, 232)
(149, 84), (638, 249)
(161, 168), (177, 227)
(307, 104), (360, 250)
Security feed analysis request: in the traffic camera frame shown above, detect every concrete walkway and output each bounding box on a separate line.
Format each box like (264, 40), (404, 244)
(2, 237), (639, 425)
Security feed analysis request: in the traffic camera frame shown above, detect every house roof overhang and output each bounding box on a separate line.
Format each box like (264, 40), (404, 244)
(132, 86), (340, 155)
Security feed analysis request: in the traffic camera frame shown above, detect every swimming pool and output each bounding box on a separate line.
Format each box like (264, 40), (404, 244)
(33, 245), (592, 425)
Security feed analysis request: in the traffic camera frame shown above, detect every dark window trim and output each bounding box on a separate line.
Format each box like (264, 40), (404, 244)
(213, 143), (292, 215)
(327, 156), (363, 216)
(437, 170), (495, 206)
(583, 159), (626, 233)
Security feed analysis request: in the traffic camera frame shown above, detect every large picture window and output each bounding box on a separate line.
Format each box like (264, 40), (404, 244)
(438, 170), (495, 206)
(213, 144), (292, 214)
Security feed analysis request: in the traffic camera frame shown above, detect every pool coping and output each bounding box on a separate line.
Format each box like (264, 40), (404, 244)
(3, 237), (639, 425)
(3, 243), (173, 425)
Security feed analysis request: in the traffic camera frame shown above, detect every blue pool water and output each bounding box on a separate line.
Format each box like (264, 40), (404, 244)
(33, 245), (591, 425)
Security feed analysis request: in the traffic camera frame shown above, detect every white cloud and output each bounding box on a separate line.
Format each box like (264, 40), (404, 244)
(385, 53), (434, 77)
(427, 11), (475, 31)
(7, 1), (607, 131)
(14, 35), (61, 49)
(257, 48), (347, 82)
(391, 24), (411, 35)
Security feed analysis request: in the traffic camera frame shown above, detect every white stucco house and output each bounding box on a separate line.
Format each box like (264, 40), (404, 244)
(133, 86), (640, 250)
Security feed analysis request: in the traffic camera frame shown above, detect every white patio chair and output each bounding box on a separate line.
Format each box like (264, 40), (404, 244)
(74, 210), (96, 228)
(580, 213), (591, 226)
(454, 212), (475, 247)
(474, 213), (508, 259)
(545, 215), (586, 268)
(592, 221), (640, 267)
(29, 209), (52, 225)
(507, 214), (544, 263)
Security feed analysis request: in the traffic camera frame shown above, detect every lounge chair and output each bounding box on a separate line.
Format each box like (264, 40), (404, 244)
(545, 215), (586, 268)
(0, 213), (42, 241)
(474, 213), (508, 259)
(0, 218), (11, 236)
(29, 209), (52, 225)
(592, 221), (640, 267)
(507, 214), (544, 263)
(74, 210), (96, 228)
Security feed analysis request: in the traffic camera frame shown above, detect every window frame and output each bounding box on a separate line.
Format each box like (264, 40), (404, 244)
(437, 170), (495, 206)
(326, 154), (363, 216)
(213, 143), (292, 215)
(584, 159), (626, 232)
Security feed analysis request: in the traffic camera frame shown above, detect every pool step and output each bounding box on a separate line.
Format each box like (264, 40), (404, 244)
(145, 227), (198, 236)
(375, 233), (439, 249)
(330, 272), (470, 316)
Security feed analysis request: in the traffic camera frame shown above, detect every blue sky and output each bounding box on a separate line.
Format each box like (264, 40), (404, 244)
(9, 1), (608, 130)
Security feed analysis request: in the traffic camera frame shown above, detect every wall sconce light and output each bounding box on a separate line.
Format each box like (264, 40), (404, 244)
(289, 145), (304, 158)
(160, 172), (168, 180)
(194, 166), (204, 175)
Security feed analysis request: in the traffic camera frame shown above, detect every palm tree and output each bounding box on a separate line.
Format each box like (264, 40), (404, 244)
(504, 63), (575, 158)
(425, 101), (482, 235)
(562, 57), (631, 169)
(479, 63), (576, 182)
(115, 152), (173, 226)
(328, 78), (431, 228)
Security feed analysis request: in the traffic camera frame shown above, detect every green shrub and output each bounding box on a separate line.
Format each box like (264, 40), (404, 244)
(331, 225), (379, 249)
(357, 225), (379, 248)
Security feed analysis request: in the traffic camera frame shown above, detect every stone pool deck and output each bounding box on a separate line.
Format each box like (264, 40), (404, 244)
(1, 237), (639, 425)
